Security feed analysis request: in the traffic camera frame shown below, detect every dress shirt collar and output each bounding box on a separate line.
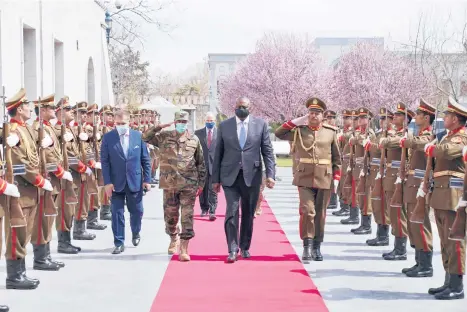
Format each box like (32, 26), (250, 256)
(236, 115), (250, 125)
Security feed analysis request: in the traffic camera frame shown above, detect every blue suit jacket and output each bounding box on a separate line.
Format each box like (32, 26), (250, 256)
(101, 129), (151, 193)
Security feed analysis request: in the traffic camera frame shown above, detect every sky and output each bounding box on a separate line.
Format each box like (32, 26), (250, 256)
(129, 0), (467, 77)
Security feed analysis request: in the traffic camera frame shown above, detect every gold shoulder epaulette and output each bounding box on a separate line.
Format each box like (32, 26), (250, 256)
(323, 124), (338, 131)
(11, 123), (18, 132)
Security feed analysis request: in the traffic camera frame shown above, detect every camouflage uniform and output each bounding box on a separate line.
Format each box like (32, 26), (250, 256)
(142, 111), (206, 260)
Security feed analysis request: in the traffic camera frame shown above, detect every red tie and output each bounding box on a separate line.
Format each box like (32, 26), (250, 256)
(207, 129), (212, 148)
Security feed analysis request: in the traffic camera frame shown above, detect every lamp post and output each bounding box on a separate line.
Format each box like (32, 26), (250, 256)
(105, 11), (112, 44)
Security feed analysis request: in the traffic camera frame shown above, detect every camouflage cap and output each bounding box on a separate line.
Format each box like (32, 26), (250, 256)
(174, 110), (189, 121)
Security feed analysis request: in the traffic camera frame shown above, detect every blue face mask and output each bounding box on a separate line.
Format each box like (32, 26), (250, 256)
(205, 121), (215, 129)
(175, 123), (187, 134)
(116, 124), (129, 135)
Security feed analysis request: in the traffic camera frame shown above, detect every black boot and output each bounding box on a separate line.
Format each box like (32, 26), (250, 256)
(351, 214), (364, 233)
(0, 305), (8, 312)
(86, 210), (107, 230)
(354, 215), (372, 235)
(311, 240), (323, 261)
(327, 193), (338, 209)
(402, 249), (419, 274)
(332, 203), (350, 216)
(429, 272), (451, 295)
(57, 231), (80, 254)
(406, 250), (433, 277)
(73, 220), (96, 240)
(46, 242), (65, 268)
(100, 204), (112, 221)
(340, 206), (359, 224)
(302, 238), (312, 261)
(435, 274), (464, 300)
(5, 259), (39, 290)
(33, 244), (60, 271)
(383, 237), (407, 261)
(20, 258), (40, 285)
(367, 224), (389, 246)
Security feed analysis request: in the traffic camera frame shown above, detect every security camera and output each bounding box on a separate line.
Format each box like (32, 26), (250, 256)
(115, 0), (122, 9)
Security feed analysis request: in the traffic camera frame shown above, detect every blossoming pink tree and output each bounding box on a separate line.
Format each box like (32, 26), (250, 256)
(326, 42), (438, 112)
(219, 33), (327, 121)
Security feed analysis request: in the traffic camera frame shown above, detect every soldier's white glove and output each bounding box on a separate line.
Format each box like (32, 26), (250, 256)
(148, 144), (155, 150)
(346, 166), (351, 173)
(85, 167), (92, 176)
(49, 118), (58, 127)
(359, 169), (365, 178)
(362, 138), (370, 148)
(333, 179), (339, 193)
(424, 142), (434, 153)
(63, 132), (73, 142)
(94, 162), (102, 169)
(68, 120), (75, 128)
(395, 177), (402, 184)
(42, 180), (53, 192)
(41, 135), (53, 148)
(3, 183), (20, 197)
(79, 132), (88, 141)
(462, 146), (467, 159)
(6, 133), (20, 147)
(416, 186), (426, 198)
(457, 196), (467, 208)
(375, 172), (381, 180)
(291, 115), (308, 126)
(95, 133), (101, 141)
(61, 171), (72, 182)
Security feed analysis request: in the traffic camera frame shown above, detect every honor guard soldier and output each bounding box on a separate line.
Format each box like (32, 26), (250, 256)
(142, 110), (206, 261)
(351, 107), (375, 235)
(379, 103), (414, 260)
(399, 99), (436, 277)
(84, 103), (106, 231)
(424, 97), (466, 300)
(333, 109), (353, 217)
(324, 110), (338, 210)
(275, 98), (341, 262)
(4, 88), (51, 289)
(54, 96), (84, 253)
(31, 94), (70, 270)
(99, 105), (114, 220)
(365, 108), (393, 246)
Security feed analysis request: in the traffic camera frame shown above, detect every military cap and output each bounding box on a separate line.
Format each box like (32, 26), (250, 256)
(305, 97), (326, 112)
(358, 107), (373, 118)
(394, 102), (416, 120)
(140, 108), (148, 114)
(174, 110), (189, 121)
(6, 88), (29, 111)
(74, 101), (88, 111)
(56, 96), (72, 110)
(351, 109), (359, 119)
(324, 110), (337, 118)
(379, 107), (393, 118)
(416, 98), (436, 116)
(99, 104), (113, 115)
(341, 109), (352, 117)
(33, 94), (55, 108)
(87, 103), (99, 113)
(444, 97), (467, 118)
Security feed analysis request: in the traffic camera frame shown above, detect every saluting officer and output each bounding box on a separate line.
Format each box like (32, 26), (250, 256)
(275, 98), (341, 262)
(399, 99), (436, 278)
(324, 110), (339, 210)
(424, 98), (466, 300)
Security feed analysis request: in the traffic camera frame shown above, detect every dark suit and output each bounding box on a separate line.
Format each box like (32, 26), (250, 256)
(101, 129), (151, 247)
(212, 116), (275, 253)
(195, 127), (218, 214)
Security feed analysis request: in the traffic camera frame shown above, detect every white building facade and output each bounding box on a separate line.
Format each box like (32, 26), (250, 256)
(207, 53), (247, 112)
(0, 0), (113, 115)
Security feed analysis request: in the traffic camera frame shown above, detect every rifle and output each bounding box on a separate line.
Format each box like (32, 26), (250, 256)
(1, 86), (27, 227)
(92, 110), (104, 187)
(410, 104), (439, 224)
(356, 115), (371, 195)
(343, 115), (356, 194)
(60, 105), (78, 205)
(77, 107), (98, 195)
(371, 117), (387, 200)
(390, 105), (408, 208)
(37, 97), (58, 217)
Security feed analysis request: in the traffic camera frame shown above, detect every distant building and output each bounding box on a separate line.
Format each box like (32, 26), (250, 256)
(313, 37), (385, 67)
(207, 53), (247, 112)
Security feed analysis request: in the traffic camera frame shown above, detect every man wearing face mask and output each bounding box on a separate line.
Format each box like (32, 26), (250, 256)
(195, 112), (218, 221)
(101, 110), (152, 254)
(212, 97), (276, 263)
(143, 111), (206, 261)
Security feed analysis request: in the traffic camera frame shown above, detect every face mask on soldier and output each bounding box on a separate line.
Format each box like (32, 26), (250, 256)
(175, 122), (187, 134)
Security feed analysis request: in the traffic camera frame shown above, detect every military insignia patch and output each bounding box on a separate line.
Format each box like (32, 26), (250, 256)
(313, 99), (318, 105)
(451, 136), (462, 143)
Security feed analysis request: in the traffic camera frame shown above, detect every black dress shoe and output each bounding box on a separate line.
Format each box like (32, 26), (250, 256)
(132, 234), (141, 247)
(226, 252), (237, 263)
(0, 304), (9, 312)
(209, 214), (216, 221)
(112, 245), (125, 254)
(200, 211), (208, 217)
(241, 250), (251, 258)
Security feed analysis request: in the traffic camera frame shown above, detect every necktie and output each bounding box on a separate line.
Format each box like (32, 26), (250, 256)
(120, 132), (129, 158)
(207, 129), (212, 148)
(239, 122), (246, 149)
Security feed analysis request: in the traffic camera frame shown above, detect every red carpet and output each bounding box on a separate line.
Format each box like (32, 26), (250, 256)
(151, 192), (328, 312)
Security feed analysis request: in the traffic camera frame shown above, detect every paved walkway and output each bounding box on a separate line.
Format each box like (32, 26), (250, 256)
(1, 167), (465, 311)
